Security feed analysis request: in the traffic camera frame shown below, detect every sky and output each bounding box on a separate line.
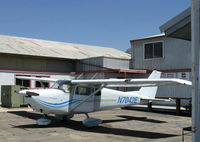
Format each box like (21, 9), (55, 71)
(0, 0), (190, 52)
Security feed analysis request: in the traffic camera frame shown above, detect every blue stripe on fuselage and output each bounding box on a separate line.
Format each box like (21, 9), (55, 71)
(37, 99), (81, 108)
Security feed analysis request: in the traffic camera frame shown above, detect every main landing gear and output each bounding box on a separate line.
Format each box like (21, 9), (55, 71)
(35, 113), (102, 127)
(82, 113), (102, 127)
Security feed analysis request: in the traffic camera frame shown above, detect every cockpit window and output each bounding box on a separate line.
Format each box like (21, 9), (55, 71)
(51, 82), (59, 89)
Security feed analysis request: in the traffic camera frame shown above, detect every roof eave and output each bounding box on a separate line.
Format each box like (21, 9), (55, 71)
(130, 34), (165, 43)
(160, 7), (191, 33)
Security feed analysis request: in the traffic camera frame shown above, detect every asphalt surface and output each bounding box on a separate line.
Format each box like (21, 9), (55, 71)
(0, 105), (192, 142)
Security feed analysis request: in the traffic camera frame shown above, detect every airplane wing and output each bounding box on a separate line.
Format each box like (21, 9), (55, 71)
(16, 76), (192, 87)
(71, 78), (192, 87)
(16, 76), (58, 82)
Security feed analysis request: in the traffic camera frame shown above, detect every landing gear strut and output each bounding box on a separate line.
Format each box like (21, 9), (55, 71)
(85, 113), (89, 119)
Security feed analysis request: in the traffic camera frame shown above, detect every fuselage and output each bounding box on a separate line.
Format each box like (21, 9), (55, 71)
(19, 87), (141, 115)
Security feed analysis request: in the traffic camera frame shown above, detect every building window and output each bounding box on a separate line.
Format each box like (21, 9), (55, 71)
(35, 81), (49, 88)
(35, 76), (50, 88)
(167, 73), (175, 78)
(16, 75), (31, 88)
(144, 41), (163, 59)
(181, 72), (186, 79)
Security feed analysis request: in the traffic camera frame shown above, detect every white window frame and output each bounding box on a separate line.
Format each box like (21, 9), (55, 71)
(143, 40), (164, 60)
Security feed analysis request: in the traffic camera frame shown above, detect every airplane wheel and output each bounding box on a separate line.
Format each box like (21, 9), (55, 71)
(82, 118), (102, 128)
(36, 118), (51, 126)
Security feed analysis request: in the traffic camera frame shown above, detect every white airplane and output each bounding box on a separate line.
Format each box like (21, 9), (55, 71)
(16, 71), (191, 127)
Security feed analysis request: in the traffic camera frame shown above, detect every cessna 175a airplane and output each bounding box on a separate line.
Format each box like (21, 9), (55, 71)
(16, 71), (191, 127)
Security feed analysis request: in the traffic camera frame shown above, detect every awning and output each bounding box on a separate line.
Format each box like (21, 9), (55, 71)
(160, 7), (191, 41)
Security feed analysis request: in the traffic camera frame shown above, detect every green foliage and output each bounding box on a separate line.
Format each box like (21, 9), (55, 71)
(67, 84), (74, 92)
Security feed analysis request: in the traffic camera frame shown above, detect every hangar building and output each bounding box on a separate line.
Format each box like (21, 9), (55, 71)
(0, 35), (145, 104)
(130, 34), (191, 100)
(130, 8), (193, 112)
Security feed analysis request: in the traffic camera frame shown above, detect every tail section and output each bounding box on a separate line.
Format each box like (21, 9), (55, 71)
(139, 71), (162, 99)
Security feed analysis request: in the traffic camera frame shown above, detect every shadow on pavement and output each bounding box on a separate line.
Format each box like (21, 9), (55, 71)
(8, 111), (177, 139)
(122, 106), (191, 117)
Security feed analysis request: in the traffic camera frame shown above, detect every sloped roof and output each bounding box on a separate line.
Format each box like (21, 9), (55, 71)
(130, 34), (165, 42)
(0, 35), (130, 60)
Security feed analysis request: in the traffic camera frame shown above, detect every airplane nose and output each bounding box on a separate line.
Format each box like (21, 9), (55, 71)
(16, 90), (39, 97)
(16, 90), (27, 96)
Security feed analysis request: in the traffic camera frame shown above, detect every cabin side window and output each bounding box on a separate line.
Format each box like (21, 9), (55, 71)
(75, 86), (93, 95)
(75, 86), (101, 96)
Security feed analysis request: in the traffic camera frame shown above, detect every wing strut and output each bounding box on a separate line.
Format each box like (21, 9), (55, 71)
(69, 84), (105, 113)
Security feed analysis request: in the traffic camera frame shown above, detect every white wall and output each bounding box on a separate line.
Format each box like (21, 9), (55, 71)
(0, 73), (15, 104)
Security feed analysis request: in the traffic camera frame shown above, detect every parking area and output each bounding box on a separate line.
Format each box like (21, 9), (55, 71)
(0, 106), (192, 142)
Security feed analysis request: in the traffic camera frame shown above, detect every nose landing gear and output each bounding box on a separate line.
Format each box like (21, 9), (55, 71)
(36, 114), (51, 126)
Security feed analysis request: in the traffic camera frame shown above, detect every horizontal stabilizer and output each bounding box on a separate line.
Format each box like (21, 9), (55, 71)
(141, 98), (174, 102)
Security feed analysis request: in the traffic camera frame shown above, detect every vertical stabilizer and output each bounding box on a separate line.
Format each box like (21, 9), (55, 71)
(139, 71), (162, 99)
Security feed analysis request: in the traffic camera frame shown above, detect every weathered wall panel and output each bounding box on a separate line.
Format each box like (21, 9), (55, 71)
(103, 57), (130, 70)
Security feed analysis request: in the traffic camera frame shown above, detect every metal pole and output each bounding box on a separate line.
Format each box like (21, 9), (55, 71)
(191, 0), (200, 141)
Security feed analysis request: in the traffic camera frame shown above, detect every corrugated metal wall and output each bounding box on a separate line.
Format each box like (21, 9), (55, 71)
(156, 72), (191, 98)
(156, 85), (191, 98)
(131, 37), (191, 70)
(0, 54), (75, 73)
(76, 57), (130, 72)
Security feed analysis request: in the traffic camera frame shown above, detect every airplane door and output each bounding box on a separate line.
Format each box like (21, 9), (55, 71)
(94, 88), (101, 111)
(70, 86), (95, 113)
